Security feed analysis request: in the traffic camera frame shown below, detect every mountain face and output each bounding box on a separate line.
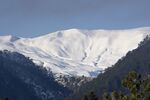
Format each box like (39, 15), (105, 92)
(0, 50), (71, 100)
(0, 27), (150, 78)
(66, 36), (150, 100)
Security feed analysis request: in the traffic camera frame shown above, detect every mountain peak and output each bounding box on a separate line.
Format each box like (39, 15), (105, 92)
(0, 27), (150, 77)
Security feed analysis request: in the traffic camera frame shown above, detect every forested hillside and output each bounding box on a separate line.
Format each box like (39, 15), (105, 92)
(0, 50), (71, 100)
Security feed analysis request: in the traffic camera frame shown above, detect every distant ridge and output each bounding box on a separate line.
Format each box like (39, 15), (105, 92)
(0, 27), (150, 77)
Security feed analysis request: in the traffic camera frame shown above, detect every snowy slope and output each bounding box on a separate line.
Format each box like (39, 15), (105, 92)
(0, 27), (150, 77)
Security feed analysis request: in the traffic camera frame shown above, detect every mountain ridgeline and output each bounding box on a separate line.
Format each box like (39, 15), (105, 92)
(66, 36), (150, 100)
(1, 28), (150, 100)
(0, 50), (71, 100)
(1, 28), (150, 77)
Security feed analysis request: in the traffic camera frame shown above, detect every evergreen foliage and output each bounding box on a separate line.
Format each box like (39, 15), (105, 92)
(104, 71), (150, 100)
(82, 71), (150, 100)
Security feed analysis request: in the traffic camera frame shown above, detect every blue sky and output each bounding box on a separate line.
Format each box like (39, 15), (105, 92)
(0, 0), (150, 37)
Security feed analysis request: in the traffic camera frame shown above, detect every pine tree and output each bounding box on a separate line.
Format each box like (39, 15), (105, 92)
(105, 71), (150, 100)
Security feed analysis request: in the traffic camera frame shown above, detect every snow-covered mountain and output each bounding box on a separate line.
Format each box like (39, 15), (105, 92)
(0, 27), (150, 77)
